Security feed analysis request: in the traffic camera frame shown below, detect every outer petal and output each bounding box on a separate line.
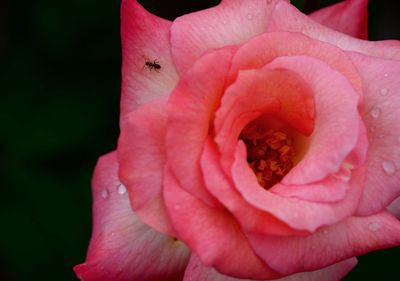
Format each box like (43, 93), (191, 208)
(118, 98), (174, 234)
(120, 0), (179, 122)
(268, 1), (400, 60)
(170, 0), (286, 74)
(73, 152), (190, 281)
(166, 47), (237, 207)
(309, 0), (368, 39)
(247, 212), (400, 275)
(350, 53), (400, 214)
(183, 254), (357, 281)
(163, 165), (280, 280)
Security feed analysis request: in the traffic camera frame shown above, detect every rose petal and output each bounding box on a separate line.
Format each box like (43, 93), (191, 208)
(246, 212), (400, 275)
(264, 56), (360, 185)
(232, 141), (365, 232)
(163, 165), (280, 280)
(183, 254), (357, 281)
(230, 32), (363, 103)
(214, 66), (314, 176)
(309, 0), (368, 39)
(201, 138), (309, 237)
(73, 152), (190, 281)
(268, 1), (400, 60)
(349, 53), (400, 214)
(166, 47), (237, 207)
(170, 0), (286, 74)
(118, 97), (175, 235)
(120, 0), (179, 122)
(271, 119), (368, 203)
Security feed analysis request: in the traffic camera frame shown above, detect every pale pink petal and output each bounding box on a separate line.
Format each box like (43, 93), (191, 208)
(163, 165), (280, 280)
(246, 212), (400, 275)
(264, 56), (361, 185)
(232, 142), (365, 232)
(268, 1), (400, 60)
(166, 47), (237, 207)
(309, 0), (368, 39)
(74, 152), (190, 281)
(120, 0), (179, 122)
(201, 138), (309, 237)
(350, 53), (400, 214)
(183, 254), (357, 281)
(170, 0), (286, 74)
(118, 98), (175, 235)
(388, 196), (400, 219)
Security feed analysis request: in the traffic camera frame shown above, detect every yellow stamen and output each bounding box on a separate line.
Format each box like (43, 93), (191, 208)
(240, 126), (296, 189)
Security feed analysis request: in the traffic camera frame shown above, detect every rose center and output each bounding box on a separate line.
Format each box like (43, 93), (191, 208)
(240, 123), (296, 189)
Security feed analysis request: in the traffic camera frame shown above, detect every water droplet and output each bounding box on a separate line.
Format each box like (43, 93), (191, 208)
(381, 160), (396, 175)
(117, 184), (127, 195)
(380, 88), (389, 96)
(368, 222), (380, 232)
(370, 107), (381, 119)
(101, 189), (109, 199)
(246, 13), (253, 20)
(336, 173), (351, 182)
(384, 73), (388, 77)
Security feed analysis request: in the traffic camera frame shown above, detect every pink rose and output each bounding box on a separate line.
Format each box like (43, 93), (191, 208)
(74, 0), (400, 280)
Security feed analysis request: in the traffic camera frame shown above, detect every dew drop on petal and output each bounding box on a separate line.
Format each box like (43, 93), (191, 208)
(101, 189), (109, 199)
(117, 183), (127, 195)
(380, 88), (389, 96)
(381, 160), (396, 176)
(368, 222), (381, 232)
(384, 73), (389, 77)
(370, 107), (381, 119)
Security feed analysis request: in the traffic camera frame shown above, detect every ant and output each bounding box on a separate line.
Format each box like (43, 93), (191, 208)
(144, 58), (161, 72)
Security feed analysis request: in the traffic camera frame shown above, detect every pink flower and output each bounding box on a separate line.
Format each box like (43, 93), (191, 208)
(74, 0), (400, 280)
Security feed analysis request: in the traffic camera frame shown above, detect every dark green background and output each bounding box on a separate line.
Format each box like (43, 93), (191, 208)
(1, 0), (399, 280)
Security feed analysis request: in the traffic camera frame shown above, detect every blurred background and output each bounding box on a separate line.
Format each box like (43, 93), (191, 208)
(1, 0), (399, 280)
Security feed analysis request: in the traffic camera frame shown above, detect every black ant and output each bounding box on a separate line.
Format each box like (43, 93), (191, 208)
(144, 58), (161, 72)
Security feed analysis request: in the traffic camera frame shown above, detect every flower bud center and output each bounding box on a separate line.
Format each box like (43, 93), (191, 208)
(240, 124), (296, 189)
